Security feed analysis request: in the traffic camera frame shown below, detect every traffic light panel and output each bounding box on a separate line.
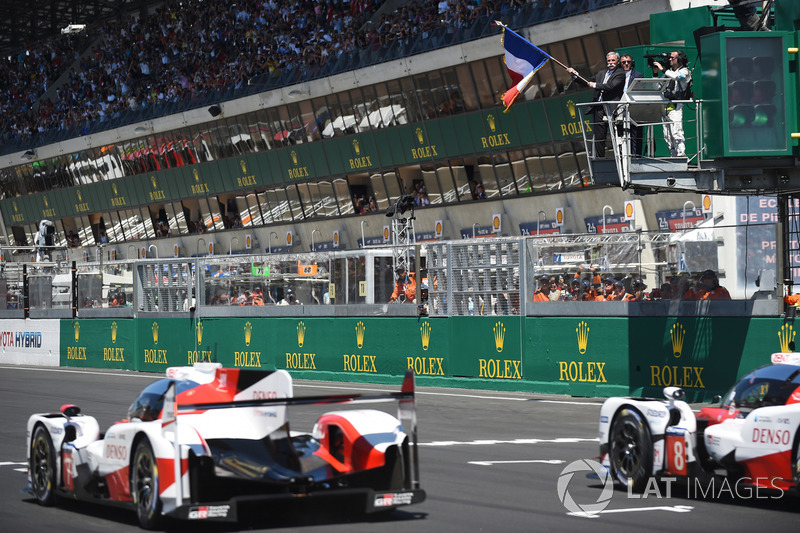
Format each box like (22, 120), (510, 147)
(702, 33), (792, 158)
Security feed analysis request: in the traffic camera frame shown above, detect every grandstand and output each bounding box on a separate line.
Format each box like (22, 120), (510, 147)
(0, 0), (790, 309)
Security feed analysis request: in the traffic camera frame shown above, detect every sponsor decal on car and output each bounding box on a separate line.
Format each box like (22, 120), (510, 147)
(374, 492), (414, 507)
(647, 409), (667, 418)
(599, 416), (609, 424)
(752, 428), (791, 446)
(188, 505), (231, 519)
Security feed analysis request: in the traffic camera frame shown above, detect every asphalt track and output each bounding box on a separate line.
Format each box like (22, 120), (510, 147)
(2, 365), (799, 532)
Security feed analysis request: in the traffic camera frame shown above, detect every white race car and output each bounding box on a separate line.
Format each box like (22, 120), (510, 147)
(598, 353), (800, 493)
(26, 364), (424, 529)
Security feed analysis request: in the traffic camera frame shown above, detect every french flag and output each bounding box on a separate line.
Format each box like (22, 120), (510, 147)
(501, 26), (550, 112)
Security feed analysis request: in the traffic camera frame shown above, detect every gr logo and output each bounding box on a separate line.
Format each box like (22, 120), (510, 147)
(556, 459), (613, 517)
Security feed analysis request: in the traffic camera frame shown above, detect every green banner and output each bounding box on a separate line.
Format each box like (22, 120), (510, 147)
(61, 318), (137, 370)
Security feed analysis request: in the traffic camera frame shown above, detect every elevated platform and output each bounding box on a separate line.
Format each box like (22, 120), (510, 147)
(590, 157), (725, 192)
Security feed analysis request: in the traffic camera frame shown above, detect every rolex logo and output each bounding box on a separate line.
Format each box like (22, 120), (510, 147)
(244, 321), (253, 347)
(77, 190), (82, 202)
(193, 168), (200, 182)
(197, 320), (203, 344)
(111, 321), (118, 344)
(493, 322), (505, 353)
(152, 321), (159, 344)
(487, 114), (496, 132)
(297, 321), (306, 348)
(44, 196), (49, 207)
(420, 321), (431, 351)
(416, 127), (424, 145)
(13, 201), (18, 212)
(355, 321), (366, 349)
(353, 139), (360, 155)
(576, 321), (589, 355)
(112, 183), (118, 195)
(779, 323), (796, 353)
(151, 176), (157, 189)
(291, 150), (298, 165)
(240, 160), (247, 174)
(74, 321), (80, 342)
(671, 323), (685, 358)
(567, 99), (577, 119)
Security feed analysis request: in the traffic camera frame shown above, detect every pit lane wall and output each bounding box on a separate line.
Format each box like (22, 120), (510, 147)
(53, 315), (794, 402)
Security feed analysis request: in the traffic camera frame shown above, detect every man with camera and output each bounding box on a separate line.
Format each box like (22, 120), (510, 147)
(566, 51), (625, 158)
(652, 50), (691, 157)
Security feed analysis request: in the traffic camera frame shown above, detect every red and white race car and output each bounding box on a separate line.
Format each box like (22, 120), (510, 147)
(26, 364), (424, 529)
(598, 353), (800, 493)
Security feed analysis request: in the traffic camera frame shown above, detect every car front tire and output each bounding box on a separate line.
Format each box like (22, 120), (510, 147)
(131, 439), (162, 530)
(30, 425), (57, 506)
(609, 408), (654, 493)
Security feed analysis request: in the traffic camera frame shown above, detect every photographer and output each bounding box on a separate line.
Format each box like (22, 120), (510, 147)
(652, 50), (691, 157)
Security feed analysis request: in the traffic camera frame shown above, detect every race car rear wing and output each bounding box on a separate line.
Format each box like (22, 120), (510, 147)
(161, 369), (420, 505)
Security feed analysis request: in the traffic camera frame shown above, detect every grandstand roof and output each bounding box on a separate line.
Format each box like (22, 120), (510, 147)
(0, 0), (162, 55)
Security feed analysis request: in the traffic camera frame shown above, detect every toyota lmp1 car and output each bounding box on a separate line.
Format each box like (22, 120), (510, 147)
(599, 353), (800, 494)
(26, 364), (424, 529)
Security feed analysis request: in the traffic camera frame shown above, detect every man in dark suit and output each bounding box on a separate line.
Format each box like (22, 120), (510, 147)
(619, 54), (644, 156)
(567, 52), (625, 158)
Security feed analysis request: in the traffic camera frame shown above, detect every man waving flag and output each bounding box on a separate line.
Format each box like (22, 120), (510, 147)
(499, 24), (551, 112)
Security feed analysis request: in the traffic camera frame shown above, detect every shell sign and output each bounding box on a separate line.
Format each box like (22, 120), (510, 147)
(492, 214), (502, 233)
(286, 231), (293, 246)
(383, 225), (391, 243)
(555, 207), (565, 227)
(624, 200), (635, 221)
(702, 194), (713, 214)
(435, 220), (443, 238)
(333, 230), (339, 248)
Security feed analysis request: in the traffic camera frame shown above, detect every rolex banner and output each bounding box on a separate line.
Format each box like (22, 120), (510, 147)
(50, 316), (784, 401)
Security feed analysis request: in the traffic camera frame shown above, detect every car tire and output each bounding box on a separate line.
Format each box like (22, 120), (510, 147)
(131, 439), (162, 530)
(609, 408), (653, 493)
(30, 425), (57, 506)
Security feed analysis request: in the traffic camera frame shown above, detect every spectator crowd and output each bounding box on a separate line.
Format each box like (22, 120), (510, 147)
(0, 0), (607, 147)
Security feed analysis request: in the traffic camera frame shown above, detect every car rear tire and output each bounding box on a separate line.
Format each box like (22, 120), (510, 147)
(131, 439), (162, 530)
(609, 408), (653, 493)
(30, 425), (57, 506)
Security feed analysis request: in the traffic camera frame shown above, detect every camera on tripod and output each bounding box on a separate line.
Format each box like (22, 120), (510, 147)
(644, 52), (670, 69)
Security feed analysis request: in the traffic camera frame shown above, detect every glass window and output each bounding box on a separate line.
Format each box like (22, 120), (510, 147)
(400, 77), (422, 123)
(583, 34), (606, 75)
(298, 100), (319, 143)
(332, 177), (354, 215)
(413, 74), (435, 120)
(456, 64), (479, 111)
(494, 154), (519, 197)
(258, 191), (274, 224)
(471, 60), (494, 108)
(268, 188), (292, 222)
(510, 150), (534, 195)
(284, 184), (304, 221)
(244, 191), (263, 226)
(383, 170), (402, 204)
(484, 57), (508, 106)
(368, 173), (388, 211)
(318, 180), (340, 217)
(600, 31), (622, 60)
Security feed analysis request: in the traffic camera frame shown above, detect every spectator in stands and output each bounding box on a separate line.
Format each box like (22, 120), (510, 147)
(697, 269), (731, 300)
(533, 274), (551, 302)
(580, 279), (601, 301)
(630, 278), (649, 301)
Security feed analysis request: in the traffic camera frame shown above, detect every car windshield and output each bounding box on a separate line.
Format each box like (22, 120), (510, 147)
(720, 365), (800, 414)
(128, 378), (198, 421)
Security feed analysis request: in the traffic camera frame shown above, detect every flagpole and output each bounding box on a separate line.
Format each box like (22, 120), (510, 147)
(495, 21), (590, 85)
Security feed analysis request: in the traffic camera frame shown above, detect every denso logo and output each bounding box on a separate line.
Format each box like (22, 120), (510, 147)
(253, 390), (278, 400)
(105, 444), (127, 460)
(647, 409), (667, 418)
(752, 428), (791, 446)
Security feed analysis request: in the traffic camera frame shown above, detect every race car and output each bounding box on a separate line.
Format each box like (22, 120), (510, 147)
(26, 364), (425, 529)
(598, 353), (800, 493)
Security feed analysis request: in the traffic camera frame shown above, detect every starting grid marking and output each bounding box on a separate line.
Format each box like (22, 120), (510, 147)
(0, 461), (28, 473)
(469, 459), (566, 466)
(420, 437), (598, 447)
(568, 505), (694, 518)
